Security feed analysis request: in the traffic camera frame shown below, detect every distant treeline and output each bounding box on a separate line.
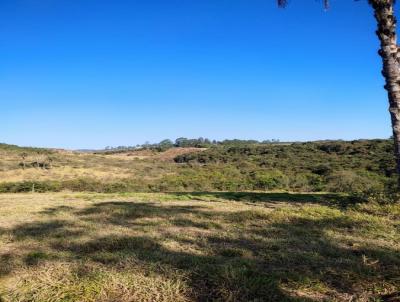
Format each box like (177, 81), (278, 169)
(101, 137), (281, 153)
(0, 143), (53, 154)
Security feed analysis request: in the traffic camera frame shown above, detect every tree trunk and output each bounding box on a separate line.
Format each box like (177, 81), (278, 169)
(371, 0), (400, 189)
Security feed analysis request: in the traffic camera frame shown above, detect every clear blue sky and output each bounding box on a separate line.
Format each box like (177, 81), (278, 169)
(0, 0), (396, 149)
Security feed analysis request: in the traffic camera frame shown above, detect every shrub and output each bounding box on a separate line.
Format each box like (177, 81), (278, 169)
(326, 171), (384, 194)
(288, 173), (323, 192)
(0, 181), (61, 193)
(360, 176), (400, 204)
(250, 170), (288, 191)
(62, 178), (104, 192)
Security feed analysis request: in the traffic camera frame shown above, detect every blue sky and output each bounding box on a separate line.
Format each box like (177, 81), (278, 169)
(0, 0), (396, 149)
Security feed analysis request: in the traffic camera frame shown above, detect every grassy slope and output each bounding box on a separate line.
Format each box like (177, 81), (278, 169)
(0, 140), (396, 194)
(0, 146), (177, 183)
(0, 193), (399, 301)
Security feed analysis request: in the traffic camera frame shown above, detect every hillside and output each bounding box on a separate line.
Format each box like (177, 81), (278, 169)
(0, 139), (396, 194)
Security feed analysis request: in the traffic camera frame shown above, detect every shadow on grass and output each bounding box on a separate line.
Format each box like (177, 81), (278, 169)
(39, 205), (74, 215)
(11, 220), (85, 240)
(76, 201), (210, 227)
(0, 253), (14, 277)
(1, 199), (399, 301)
(171, 191), (361, 208)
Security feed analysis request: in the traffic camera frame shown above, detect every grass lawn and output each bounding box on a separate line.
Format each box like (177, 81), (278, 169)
(0, 192), (399, 301)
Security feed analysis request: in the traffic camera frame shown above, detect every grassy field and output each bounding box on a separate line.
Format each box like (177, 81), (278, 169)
(0, 147), (178, 183)
(0, 192), (399, 301)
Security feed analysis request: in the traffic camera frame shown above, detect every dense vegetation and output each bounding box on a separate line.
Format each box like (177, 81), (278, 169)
(170, 139), (396, 194)
(0, 139), (396, 199)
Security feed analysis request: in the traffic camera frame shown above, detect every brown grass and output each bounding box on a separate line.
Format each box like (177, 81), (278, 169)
(0, 149), (178, 184)
(0, 192), (399, 301)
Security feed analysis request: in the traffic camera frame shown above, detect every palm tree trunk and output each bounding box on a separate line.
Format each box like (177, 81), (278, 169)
(370, 0), (400, 189)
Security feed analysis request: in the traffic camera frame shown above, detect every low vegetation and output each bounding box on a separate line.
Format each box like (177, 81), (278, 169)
(0, 192), (399, 301)
(0, 139), (398, 301)
(0, 139), (396, 200)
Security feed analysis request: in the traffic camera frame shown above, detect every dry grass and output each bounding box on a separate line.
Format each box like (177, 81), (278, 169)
(0, 192), (399, 301)
(0, 149), (177, 183)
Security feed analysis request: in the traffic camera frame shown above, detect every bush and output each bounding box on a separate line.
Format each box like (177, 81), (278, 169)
(326, 171), (384, 194)
(0, 181), (61, 193)
(250, 170), (288, 191)
(62, 178), (104, 192)
(359, 176), (400, 204)
(0, 179), (151, 194)
(288, 173), (323, 192)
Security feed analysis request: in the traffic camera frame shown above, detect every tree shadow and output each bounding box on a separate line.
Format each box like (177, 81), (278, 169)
(76, 201), (210, 227)
(0, 253), (14, 277)
(39, 205), (74, 215)
(171, 191), (361, 208)
(11, 220), (85, 240)
(1, 199), (398, 301)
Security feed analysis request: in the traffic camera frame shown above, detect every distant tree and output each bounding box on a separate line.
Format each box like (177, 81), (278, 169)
(20, 152), (28, 169)
(278, 0), (400, 189)
(175, 137), (188, 147)
(158, 139), (174, 151)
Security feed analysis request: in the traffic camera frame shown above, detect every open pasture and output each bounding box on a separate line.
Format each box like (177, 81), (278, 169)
(0, 192), (399, 301)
